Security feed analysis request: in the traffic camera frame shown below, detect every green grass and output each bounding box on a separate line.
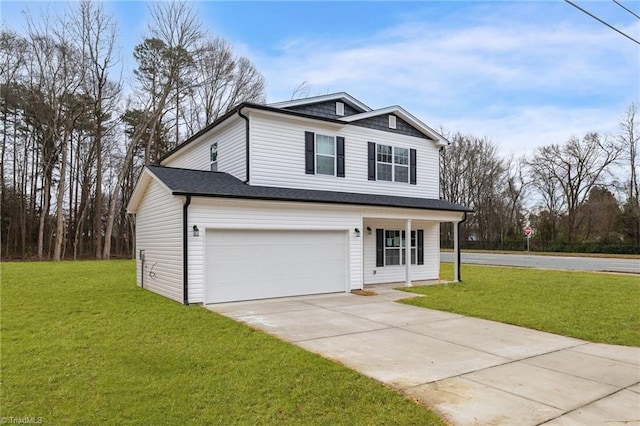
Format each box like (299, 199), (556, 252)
(440, 248), (640, 259)
(400, 264), (640, 347)
(1, 260), (443, 425)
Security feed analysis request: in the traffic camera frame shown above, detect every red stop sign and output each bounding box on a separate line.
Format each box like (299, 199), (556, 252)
(524, 226), (532, 236)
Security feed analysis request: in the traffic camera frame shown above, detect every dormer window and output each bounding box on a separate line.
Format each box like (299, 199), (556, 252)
(210, 143), (218, 171)
(389, 115), (397, 129)
(336, 102), (345, 116)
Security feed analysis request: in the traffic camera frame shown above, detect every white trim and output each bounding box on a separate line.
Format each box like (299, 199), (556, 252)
(375, 144), (410, 184)
(454, 221), (460, 282)
(268, 92), (372, 112)
(200, 224), (352, 231)
(341, 105), (448, 147)
(160, 113), (242, 166)
(126, 167), (174, 213)
(405, 219), (412, 287)
(204, 228), (350, 303)
(315, 133), (336, 176)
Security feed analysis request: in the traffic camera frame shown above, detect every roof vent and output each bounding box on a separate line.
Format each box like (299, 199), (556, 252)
(336, 102), (345, 116)
(389, 115), (397, 129)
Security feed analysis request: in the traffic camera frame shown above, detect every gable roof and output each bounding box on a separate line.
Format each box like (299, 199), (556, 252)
(161, 93), (447, 164)
(127, 165), (472, 214)
(342, 106), (448, 147)
(268, 92), (372, 113)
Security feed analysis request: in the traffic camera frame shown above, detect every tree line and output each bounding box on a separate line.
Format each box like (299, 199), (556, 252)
(1, 1), (264, 260)
(1, 1), (638, 260)
(440, 104), (639, 254)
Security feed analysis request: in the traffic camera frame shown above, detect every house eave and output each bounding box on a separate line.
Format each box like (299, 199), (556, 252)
(268, 92), (372, 112)
(341, 106), (449, 146)
(170, 190), (473, 214)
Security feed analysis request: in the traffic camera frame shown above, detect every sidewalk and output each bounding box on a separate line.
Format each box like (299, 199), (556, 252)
(207, 289), (640, 425)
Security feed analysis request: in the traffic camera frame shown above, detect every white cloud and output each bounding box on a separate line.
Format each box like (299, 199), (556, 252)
(241, 4), (638, 158)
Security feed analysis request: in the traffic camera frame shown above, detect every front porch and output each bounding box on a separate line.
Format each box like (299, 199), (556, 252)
(361, 213), (466, 288)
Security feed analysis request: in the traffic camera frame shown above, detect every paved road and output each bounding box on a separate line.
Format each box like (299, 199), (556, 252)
(441, 252), (640, 274)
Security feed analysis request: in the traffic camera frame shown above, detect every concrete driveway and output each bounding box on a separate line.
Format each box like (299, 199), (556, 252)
(207, 289), (640, 425)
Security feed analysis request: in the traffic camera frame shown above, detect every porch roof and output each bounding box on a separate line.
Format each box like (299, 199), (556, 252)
(145, 165), (472, 213)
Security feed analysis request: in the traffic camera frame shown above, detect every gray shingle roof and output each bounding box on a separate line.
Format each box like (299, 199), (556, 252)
(147, 165), (472, 213)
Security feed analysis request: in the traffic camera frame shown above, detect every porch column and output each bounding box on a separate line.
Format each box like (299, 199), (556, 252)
(405, 219), (412, 287)
(453, 220), (460, 282)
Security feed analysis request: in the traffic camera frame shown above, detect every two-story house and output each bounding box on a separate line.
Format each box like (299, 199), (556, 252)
(126, 93), (471, 305)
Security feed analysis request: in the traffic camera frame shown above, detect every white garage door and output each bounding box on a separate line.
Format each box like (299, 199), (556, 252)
(205, 229), (348, 304)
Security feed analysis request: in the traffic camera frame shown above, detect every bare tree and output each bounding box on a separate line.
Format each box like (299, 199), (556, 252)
(23, 11), (90, 260)
(72, 0), (122, 259)
(185, 37), (265, 133)
(103, 1), (202, 259)
(617, 103), (640, 243)
(618, 103), (639, 202)
(0, 1), (267, 260)
(527, 133), (621, 242)
(440, 132), (507, 242)
(149, 0), (202, 148)
(501, 157), (528, 239)
(290, 81), (311, 100)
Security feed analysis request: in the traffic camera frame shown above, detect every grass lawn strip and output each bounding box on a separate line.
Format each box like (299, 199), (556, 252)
(400, 263), (640, 347)
(439, 248), (640, 259)
(1, 260), (443, 425)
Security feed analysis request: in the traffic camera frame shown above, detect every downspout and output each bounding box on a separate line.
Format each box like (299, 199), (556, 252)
(457, 212), (468, 282)
(238, 107), (250, 183)
(182, 195), (191, 305)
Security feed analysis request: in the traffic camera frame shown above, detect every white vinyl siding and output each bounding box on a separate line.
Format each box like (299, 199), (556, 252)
(186, 198), (363, 303)
(248, 111), (440, 198)
(162, 118), (246, 181)
(363, 219), (440, 285)
(135, 179), (184, 302)
(131, 173), (464, 304)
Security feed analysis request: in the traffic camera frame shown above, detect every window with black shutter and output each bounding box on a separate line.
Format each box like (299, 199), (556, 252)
(305, 131), (315, 174)
(368, 142), (417, 185)
(305, 131), (345, 178)
(375, 228), (424, 267)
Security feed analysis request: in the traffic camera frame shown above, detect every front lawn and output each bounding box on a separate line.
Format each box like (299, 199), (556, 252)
(1, 260), (443, 425)
(401, 264), (640, 347)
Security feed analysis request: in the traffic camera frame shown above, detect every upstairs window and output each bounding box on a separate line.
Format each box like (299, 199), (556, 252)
(210, 143), (218, 172)
(375, 144), (410, 183)
(316, 134), (336, 176)
(336, 102), (345, 116)
(394, 147), (409, 183)
(376, 144), (393, 181)
(389, 115), (397, 129)
(305, 131), (345, 177)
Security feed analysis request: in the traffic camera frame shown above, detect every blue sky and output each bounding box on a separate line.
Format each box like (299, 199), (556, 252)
(2, 1), (639, 157)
